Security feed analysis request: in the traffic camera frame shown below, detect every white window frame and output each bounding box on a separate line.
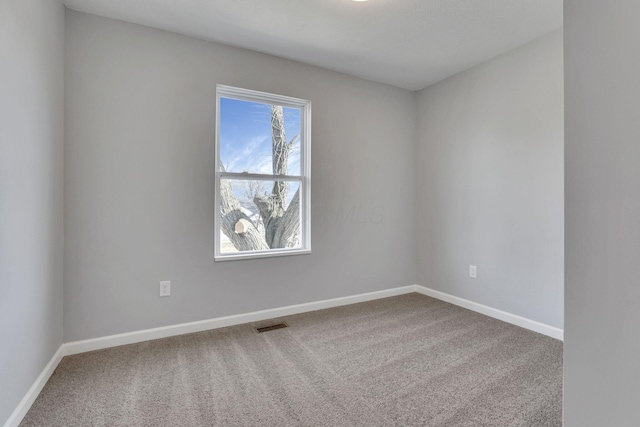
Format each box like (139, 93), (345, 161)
(215, 85), (311, 261)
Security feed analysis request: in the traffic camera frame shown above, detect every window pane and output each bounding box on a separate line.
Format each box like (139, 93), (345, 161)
(220, 179), (301, 254)
(219, 98), (302, 176)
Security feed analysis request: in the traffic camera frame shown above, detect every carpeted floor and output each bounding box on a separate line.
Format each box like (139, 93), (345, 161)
(21, 293), (563, 426)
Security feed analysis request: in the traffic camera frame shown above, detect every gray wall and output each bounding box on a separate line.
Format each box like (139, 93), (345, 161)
(415, 30), (564, 329)
(63, 11), (417, 341)
(0, 0), (65, 424)
(564, 2), (640, 425)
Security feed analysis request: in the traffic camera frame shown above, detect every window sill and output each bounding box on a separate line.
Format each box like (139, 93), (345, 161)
(214, 248), (311, 262)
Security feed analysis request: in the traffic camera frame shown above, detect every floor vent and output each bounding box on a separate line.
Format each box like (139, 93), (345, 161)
(255, 323), (288, 333)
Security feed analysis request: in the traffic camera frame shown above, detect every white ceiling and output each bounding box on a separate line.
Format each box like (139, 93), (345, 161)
(61, 0), (562, 91)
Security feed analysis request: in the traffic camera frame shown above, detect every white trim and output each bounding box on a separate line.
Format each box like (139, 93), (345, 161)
(3, 345), (66, 427)
(214, 248), (311, 262)
(414, 285), (564, 341)
(216, 85), (310, 108)
(65, 285), (416, 355)
(219, 172), (302, 182)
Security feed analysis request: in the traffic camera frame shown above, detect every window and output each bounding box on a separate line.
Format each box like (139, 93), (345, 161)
(215, 85), (311, 261)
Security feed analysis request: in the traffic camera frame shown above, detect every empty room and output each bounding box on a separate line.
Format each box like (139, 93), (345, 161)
(2, 0), (639, 426)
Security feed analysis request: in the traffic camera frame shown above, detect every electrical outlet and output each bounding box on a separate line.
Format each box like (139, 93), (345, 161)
(159, 281), (171, 297)
(469, 265), (477, 279)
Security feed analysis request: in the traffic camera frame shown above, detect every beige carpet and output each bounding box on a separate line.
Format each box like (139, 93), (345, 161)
(21, 293), (563, 426)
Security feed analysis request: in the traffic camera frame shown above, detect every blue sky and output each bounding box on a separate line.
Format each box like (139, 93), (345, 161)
(219, 98), (301, 175)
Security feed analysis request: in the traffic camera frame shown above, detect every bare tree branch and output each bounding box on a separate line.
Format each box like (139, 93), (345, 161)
(253, 194), (281, 246)
(219, 165), (269, 251)
(252, 105), (295, 248)
(272, 187), (300, 248)
(288, 135), (299, 148)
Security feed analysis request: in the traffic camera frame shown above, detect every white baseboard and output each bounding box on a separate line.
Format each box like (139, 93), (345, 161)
(65, 285), (417, 355)
(414, 285), (564, 341)
(3, 345), (65, 427)
(6, 283), (563, 427)
(6, 286), (415, 426)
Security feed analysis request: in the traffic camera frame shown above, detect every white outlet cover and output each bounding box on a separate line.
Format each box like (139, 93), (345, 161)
(469, 266), (477, 278)
(159, 281), (171, 297)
